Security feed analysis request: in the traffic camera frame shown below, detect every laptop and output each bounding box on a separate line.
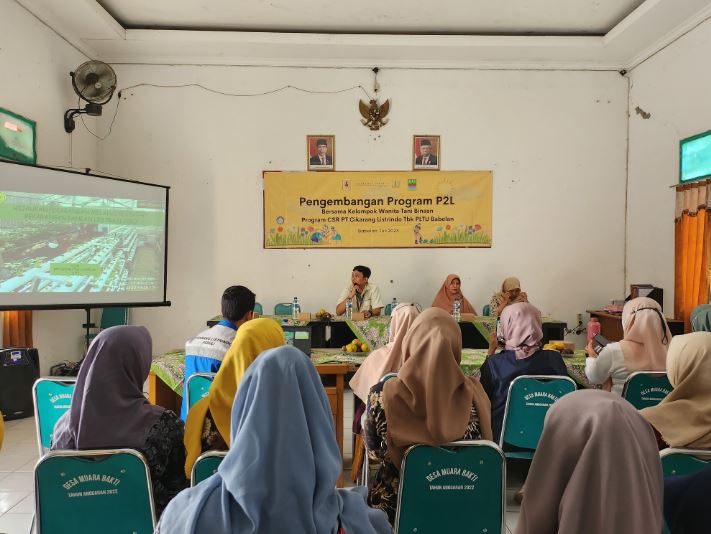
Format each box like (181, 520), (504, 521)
(282, 325), (312, 356)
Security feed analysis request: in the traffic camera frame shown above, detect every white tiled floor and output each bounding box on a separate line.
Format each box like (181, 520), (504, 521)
(1, 394), (524, 534)
(0, 416), (37, 534)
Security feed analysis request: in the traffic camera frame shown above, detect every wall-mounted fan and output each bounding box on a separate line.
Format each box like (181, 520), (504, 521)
(64, 60), (117, 133)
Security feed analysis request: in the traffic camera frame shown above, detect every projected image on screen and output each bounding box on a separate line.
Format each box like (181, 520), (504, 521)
(681, 130), (711, 183)
(0, 162), (169, 309)
(0, 192), (165, 293)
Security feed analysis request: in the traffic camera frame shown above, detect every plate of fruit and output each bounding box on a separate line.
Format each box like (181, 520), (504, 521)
(342, 339), (369, 353)
(315, 309), (332, 321)
(543, 341), (575, 356)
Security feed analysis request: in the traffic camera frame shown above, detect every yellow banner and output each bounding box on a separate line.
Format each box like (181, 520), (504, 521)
(263, 171), (492, 248)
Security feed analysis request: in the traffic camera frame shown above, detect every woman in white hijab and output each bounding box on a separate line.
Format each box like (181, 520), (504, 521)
(585, 297), (671, 394)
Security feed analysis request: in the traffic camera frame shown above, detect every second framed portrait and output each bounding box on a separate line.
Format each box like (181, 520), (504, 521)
(307, 135), (335, 171)
(413, 135), (440, 170)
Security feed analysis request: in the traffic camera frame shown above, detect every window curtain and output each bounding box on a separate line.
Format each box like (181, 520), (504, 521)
(675, 181), (711, 331)
(2, 310), (33, 348)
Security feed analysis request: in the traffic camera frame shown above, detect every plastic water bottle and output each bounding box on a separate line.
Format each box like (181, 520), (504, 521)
(292, 297), (301, 320)
(345, 298), (353, 320)
(391, 297), (398, 311)
(453, 299), (461, 322)
(587, 317), (601, 343)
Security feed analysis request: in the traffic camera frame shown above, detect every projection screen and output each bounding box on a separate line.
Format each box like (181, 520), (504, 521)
(0, 161), (170, 309)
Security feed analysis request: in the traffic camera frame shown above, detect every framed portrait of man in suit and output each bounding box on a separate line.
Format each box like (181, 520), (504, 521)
(307, 135), (335, 171)
(413, 135), (440, 170)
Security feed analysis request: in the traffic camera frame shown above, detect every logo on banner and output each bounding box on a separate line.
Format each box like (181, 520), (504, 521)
(342, 180), (351, 191)
(407, 178), (417, 190)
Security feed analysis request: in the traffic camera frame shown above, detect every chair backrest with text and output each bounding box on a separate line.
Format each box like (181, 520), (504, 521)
(35, 449), (155, 534)
(185, 373), (215, 412)
(394, 440), (505, 534)
(191, 451), (227, 486)
(499, 375), (577, 459)
(33, 378), (77, 455)
(622, 371), (673, 409)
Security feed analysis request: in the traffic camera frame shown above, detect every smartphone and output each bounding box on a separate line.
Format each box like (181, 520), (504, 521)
(592, 333), (610, 355)
(496, 317), (505, 344)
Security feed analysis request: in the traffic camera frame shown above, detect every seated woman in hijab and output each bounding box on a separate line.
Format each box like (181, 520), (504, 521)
(641, 331), (711, 450)
(585, 297), (671, 395)
(431, 274), (477, 315)
(691, 303), (711, 332)
(515, 390), (663, 534)
(488, 276), (528, 317)
(350, 303), (420, 405)
(52, 326), (187, 515)
(479, 302), (567, 441)
(183, 318), (284, 478)
(157, 345), (391, 534)
(364, 308), (493, 524)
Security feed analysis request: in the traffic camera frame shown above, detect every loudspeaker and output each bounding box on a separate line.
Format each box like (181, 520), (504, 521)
(0, 348), (40, 420)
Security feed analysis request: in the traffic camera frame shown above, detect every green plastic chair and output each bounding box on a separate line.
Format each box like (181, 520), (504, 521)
(482, 304), (491, 316)
(35, 449), (155, 534)
(394, 440), (506, 534)
(499, 375), (577, 459)
(622, 371), (672, 409)
(86, 307), (129, 345)
(659, 449), (711, 534)
(185, 373), (215, 412)
(274, 303), (293, 315)
(33, 378), (77, 456)
(660, 448), (711, 477)
(254, 302), (263, 315)
(191, 451), (227, 486)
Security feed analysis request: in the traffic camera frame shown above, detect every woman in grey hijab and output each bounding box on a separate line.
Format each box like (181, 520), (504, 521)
(52, 325), (187, 514)
(515, 390), (663, 534)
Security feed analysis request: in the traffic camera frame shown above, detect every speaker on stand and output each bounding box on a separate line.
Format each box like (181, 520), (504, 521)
(0, 347), (40, 420)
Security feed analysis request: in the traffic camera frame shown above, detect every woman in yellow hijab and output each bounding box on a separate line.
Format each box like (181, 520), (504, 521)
(184, 318), (284, 477)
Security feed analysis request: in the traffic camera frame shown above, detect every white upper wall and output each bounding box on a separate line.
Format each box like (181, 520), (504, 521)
(95, 64), (628, 355)
(627, 17), (711, 313)
(0, 0), (98, 371)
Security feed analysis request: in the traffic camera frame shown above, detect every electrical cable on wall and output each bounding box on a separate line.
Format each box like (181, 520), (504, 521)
(77, 82), (374, 141)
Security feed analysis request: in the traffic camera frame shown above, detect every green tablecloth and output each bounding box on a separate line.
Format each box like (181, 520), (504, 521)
(151, 347), (591, 396)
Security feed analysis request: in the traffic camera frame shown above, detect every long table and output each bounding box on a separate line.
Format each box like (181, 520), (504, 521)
(208, 314), (567, 351)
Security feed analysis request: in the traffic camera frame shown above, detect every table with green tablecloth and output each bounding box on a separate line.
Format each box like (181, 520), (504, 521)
(208, 314), (566, 351)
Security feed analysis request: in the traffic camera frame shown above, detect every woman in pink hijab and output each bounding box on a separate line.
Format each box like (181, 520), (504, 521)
(479, 302), (567, 441)
(585, 297), (671, 395)
(349, 303), (420, 403)
(431, 274), (477, 315)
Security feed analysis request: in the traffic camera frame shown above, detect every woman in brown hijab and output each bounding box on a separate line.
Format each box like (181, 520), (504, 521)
(515, 390), (663, 534)
(364, 307), (492, 524)
(431, 274), (477, 315)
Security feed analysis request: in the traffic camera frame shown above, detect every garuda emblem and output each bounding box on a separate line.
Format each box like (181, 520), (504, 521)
(359, 98), (390, 130)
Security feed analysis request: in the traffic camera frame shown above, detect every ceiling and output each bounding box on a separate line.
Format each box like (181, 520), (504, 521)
(14, 0), (711, 69)
(95, 0), (646, 35)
